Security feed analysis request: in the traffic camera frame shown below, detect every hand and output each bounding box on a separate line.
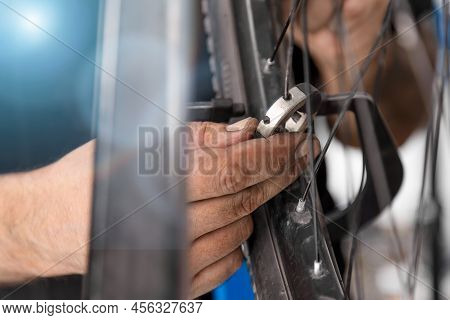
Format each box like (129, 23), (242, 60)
(282, 0), (390, 146)
(283, 0), (389, 93)
(186, 118), (320, 298)
(0, 119), (321, 298)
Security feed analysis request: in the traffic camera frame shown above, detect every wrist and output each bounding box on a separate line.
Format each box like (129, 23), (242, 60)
(31, 145), (94, 277)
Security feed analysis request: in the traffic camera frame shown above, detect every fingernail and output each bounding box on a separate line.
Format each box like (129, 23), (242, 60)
(226, 117), (253, 132)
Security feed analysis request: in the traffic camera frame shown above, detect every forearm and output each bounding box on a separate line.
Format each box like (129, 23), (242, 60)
(0, 170), (40, 283)
(0, 141), (95, 284)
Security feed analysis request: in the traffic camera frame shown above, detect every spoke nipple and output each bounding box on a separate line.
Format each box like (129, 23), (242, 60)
(263, 58), (275, 73)
(296, 199), (306, 213)
(283, 93), (292, 101)
(313, 260), (322, 276)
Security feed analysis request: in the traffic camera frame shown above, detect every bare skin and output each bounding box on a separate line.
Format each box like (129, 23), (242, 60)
(0, 141), (95, 283)
(186, 119), (320, 297)
(0, 119), (319, 299)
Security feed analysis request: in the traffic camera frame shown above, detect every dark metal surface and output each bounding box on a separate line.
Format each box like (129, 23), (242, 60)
(202, 0), (247, 104)
(187, 99), (245, 122)
(84, 0), (192, 299)
(318, 93), (404, 240)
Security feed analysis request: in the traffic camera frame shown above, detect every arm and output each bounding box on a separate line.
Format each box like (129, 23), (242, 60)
(0, 141), (95, 284)
(0, 120), (319, 298)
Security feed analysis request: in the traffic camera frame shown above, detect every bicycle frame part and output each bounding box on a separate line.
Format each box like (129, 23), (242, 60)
(84, 0), (193, 299)
(318, 93), (404, 240)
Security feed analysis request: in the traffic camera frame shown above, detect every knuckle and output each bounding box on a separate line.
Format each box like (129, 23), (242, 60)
(230, 191), (248, 219)
(196, 122), (210, 146)
(344, 1), (364, 19)
(217, 162), (246, 194)
(239, 184), (266, 215)
(191, 121), (222, 147)
(247, 117), (259, 130)
(239, 191), (255, 215)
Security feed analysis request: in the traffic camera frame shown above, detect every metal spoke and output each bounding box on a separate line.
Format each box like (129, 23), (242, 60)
(305, 1), (394, 181)
(299, 0), (321, 270)
(409, 0), (449, 297)
(267, 0), (303, 65)
(284, 0), (301, 100)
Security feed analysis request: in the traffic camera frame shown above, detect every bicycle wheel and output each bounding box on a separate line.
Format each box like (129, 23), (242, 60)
(201, 0), (447, 299)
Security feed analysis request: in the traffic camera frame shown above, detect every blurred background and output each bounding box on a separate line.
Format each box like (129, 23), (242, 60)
(0, 0), (98, 173)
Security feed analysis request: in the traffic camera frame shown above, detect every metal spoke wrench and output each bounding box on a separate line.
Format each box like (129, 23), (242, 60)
(257, 84), (322, 138)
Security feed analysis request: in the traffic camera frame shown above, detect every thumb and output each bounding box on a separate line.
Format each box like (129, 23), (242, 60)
(187, 118), (258, 149)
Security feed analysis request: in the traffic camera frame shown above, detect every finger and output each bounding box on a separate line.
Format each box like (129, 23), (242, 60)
(281, 0), (335, 33)
(187, 137), (320, 240)
(189, 215), (253, 275)
(343, 0), (386, 23)
(187, 132), (306, 202)
(190, 249), (243, 299)
(303, 0), (336, 33)
(187, 118), (258, 149)
(294, 27), (341, 71)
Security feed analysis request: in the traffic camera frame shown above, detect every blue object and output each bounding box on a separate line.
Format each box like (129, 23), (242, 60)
(434, 0), (450, 49)
(0, 0), (99, 171)
(213, 262), (254, 300)
(433, 0), (449, 81)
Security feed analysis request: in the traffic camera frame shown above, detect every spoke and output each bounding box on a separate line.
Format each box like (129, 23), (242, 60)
(284, 0), (301, 99)
(354, 248), (365, 299)
(343, 164), (366, 296)
(301, 1), (394, 204)
(268, 0), (303, 64)
(335, 0), (358, 207)
(344, 238), (358, 297)
(408, 125), (432, 296)
(271, 0), (446, 299)
(299, 0), (321, 269)
(300, 1), (407, 296)
(312, 1), (394, 174)
(337, 6), (390, 293)
(372, 46), (388, 105)
(408, 0), (449, 297)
